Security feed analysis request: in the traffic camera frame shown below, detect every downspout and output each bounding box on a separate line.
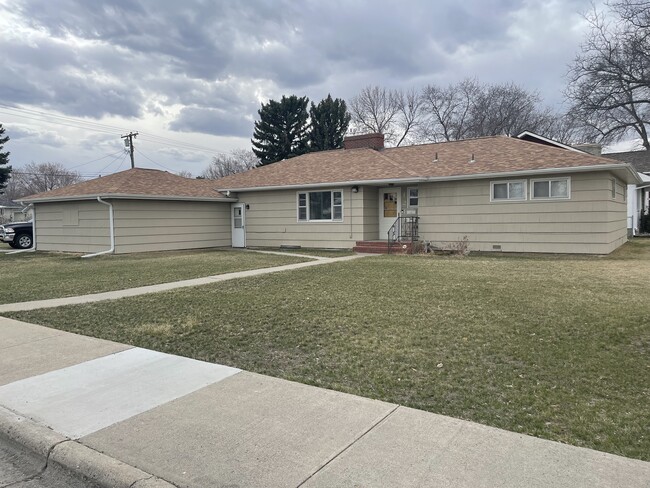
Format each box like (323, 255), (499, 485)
(7, 203), (35, 254)
(81, 197), (114, 258)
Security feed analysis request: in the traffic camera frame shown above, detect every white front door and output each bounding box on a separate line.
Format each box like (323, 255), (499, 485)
(231, 203), (246, 248)
(379, 188), (401, 239)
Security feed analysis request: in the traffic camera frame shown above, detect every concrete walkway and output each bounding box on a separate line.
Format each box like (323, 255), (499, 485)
(0, 317), (648, 488)
(0, 253), (365, 313)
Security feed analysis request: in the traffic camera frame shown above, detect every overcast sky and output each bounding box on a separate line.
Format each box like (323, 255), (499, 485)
(0, 0), (613, 178)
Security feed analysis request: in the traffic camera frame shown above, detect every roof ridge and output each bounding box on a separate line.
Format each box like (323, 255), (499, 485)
(371, 148), (420, 177)
(381, 135), (505, 151)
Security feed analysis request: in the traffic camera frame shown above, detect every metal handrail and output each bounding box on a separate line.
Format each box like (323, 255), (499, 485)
(387, 216), (419, 254)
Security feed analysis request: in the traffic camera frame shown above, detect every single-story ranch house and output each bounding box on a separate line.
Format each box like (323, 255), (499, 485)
(21, 133), (640, 255)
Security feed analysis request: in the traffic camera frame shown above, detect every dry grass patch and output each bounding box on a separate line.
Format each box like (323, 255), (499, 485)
(0, 249), (307, 304)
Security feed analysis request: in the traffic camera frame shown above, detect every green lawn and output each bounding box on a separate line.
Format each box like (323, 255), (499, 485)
(8, 241), (650, 461)
(0, 249), (307, 304)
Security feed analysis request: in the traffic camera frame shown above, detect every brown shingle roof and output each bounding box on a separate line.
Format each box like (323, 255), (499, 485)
(215, 136), (634, 190)
(22, 168), (228, 202)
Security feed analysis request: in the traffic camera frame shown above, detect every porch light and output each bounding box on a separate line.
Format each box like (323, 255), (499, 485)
(351, 186), (359, 193)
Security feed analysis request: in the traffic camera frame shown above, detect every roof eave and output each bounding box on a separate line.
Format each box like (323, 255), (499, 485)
(23, 193), (238, 203)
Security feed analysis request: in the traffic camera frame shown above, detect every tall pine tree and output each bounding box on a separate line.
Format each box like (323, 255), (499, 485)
(0, 124), (11, 195)
(252, 95), (310, 165)
(309, 94), (351, 151)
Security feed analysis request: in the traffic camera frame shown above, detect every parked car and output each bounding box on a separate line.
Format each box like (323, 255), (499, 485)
(0, 221), (33, 249)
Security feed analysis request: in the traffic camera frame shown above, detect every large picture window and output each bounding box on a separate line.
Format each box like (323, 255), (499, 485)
(491, 180), (527, 201)
(297, 190), (343, 221)
(531, 177), (570, 199)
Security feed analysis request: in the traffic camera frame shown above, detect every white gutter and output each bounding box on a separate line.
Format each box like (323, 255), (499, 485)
(23, 194), (238, 204)
(6, 203), (35, 255)
(81, 197), (115, 258)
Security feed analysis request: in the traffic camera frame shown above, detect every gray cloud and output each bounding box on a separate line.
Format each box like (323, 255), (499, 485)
(7, 124), (66, 147)
(0, 0), (596, 168)
(170, 107), (252, 138)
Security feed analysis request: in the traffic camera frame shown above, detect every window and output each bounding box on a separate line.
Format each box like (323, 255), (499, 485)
(531, 177), (570, 200)
(491, 180), (526, 201)
(407, 187), (419, 207)
(297, 190), (343, 221)
(611, 179), (617, 199)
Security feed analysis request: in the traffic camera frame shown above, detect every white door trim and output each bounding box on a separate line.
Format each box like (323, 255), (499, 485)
(231, 203), (246, 248)
(379, 187), (401, 239)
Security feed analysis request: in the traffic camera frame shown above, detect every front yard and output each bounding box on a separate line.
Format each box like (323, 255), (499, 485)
(7, 241), (650, 461)
(0, 249), (307, 304)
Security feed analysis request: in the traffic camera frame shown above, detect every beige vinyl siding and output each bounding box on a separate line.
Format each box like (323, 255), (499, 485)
(362, 186), (379, 240)
(238, 187), (373, 248)
(112, 200), (230, 253)
(418, 171), (627, 254)
(35, 200), (111, 253)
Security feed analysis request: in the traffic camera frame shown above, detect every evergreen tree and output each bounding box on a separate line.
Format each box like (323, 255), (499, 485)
(0, 124), (11, 195)
(309, 94), (351, 151)
(252, 95), (310, 165)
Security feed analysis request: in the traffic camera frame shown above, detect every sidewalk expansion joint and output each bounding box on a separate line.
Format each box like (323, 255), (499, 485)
(294, 404), (400, 487)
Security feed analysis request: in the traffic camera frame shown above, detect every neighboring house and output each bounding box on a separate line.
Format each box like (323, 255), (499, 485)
(0, 204), (32, 224)
(601, 149), (650, 235)
(21, 133), (640, 255)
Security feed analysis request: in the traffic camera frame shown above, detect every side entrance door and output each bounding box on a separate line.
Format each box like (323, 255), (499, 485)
(231, 203), (246, 248)
(379, 188), (401, 239)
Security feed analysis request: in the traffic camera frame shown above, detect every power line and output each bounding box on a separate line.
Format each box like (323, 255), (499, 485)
(96, 151), (129, 175)
(134, 147), (178, 173)
(0, 104), (232, 156)
(67, 150), (126, 169)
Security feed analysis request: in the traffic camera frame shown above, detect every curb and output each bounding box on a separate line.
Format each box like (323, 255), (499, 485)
(0, 406), (176, 487)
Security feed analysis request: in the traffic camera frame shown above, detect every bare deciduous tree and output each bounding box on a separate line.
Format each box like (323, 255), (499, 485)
(201, 149), (259, 179)
(419, 79), (559, 142)
(177, 170), (194, 178)
(420, 79), (479, 141)
(566, 1), (650, 148)
(12, 162), (82, 197)
(349, 85), (423, 146)
(349, 86), (400, 143)
(469, 82), (553, 137)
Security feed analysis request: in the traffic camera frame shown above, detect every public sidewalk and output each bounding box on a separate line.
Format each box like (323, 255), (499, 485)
(0, 253), (364, 313)
(1, 316), (649, 488)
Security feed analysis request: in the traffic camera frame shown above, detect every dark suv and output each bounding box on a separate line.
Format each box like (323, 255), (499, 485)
(0, 221), (33, 249)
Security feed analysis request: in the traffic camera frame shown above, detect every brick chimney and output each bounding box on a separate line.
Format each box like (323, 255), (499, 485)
(343, 133), (384, 150)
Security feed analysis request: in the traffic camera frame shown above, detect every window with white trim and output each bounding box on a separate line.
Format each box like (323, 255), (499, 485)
(407, 187), (419, 207)
(531, 177), (570, 199)
(297, 190), (343, 221)
(491, 180), (526, 201)
(611, 179), (616, 199)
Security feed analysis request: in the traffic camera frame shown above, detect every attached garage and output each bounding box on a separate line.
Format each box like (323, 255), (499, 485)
(22, 168), (235, 255)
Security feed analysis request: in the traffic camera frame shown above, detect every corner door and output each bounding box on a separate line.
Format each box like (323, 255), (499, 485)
(231, 203), (246, 248)
(379, 188), (401, 238)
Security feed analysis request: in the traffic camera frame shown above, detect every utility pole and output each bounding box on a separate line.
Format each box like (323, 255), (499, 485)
(121, 132), (138, 168)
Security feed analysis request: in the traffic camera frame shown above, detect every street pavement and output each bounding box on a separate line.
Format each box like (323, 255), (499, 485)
(1, 316), (649, 488)
(1, 438), (96, 487)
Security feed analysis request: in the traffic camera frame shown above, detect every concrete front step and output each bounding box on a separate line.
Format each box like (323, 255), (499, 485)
(353, 241), (414, 254)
